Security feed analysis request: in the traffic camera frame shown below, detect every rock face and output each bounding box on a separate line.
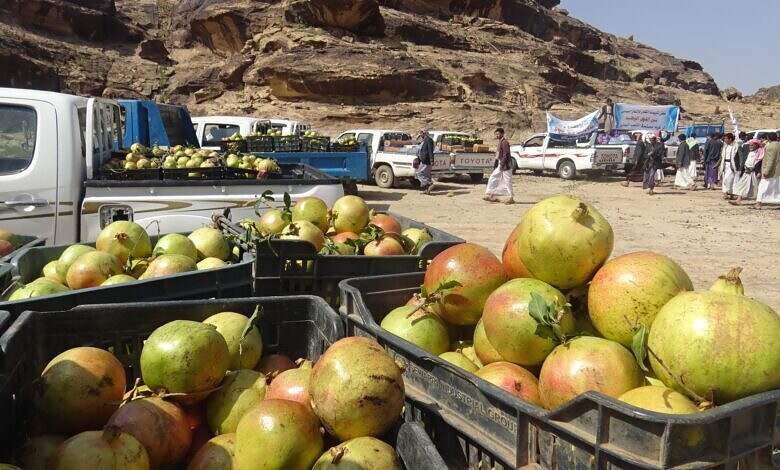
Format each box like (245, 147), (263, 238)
(0, 0), (775, 136)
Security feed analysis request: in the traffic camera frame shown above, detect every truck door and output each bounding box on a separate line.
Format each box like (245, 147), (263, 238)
(517, 135), (545, 169)
(0, 100), (59, 243)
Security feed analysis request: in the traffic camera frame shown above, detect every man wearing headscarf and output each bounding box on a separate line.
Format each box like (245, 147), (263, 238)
(415, 129), (434, 194)
(643, 133), (664, 195)
(719, 133), (739, 199)
(703, 133), (723, 189)
(756, 132), (780, 208)
(673, 133), (698, 190)
(484, 128), (515, 204)
(732, 139), (763, 204)
(622, 131), (645, 187)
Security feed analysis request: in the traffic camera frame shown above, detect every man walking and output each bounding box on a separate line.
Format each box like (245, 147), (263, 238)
(484, 128), (515, 204)
(756, 132), (780, 208)
(719, 133), (739, 199)
(415, 129), (434, 194)
(622, 131), (645, 187)
(643, 133), (664, 195)
(703, 133), (723, 189)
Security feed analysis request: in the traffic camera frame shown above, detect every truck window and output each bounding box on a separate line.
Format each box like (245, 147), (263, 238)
(203, 124), (240, 144)
(547, 138), (576, 149)
(0, 105), (37, 175)
(357, 133), (374, 149)
(524, 136), (545, 147)
(339, 133), (355, 141)
(158, 105), (186, 145)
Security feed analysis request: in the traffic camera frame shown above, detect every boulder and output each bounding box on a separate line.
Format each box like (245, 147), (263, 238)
(721, 86), (742, 101)
(138, 39), (172, 64)
(2, 0), (116, 40)
(285, 0), (385, 36)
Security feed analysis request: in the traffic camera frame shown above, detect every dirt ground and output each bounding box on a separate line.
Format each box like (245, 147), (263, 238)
(359, 171), (780, 310)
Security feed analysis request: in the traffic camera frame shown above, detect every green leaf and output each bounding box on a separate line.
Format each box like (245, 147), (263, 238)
(261, 190), (274, 202)
(239, 306), (263, 356)
(528, 292), (550, 326)
(419, 284), (429, 298)
(632, 325), (649, 372)
(283, 192), (292, 211)
(436, 280), (462, 293)
(534, 324), (556, 342)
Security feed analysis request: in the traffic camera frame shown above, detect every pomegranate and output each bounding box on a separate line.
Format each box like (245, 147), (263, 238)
(460, 346), (483, 368)
(258, 354), (296, 377)
(310, 337), (404, 440)
(55, 427), (149, 470)
(127, 258), (150, 278)
(65, 251), (122, 289)
(206, 370), (267, 435)
(473, 319), (503, 365)
(648, 290), (780, 403)
(588, 251), (693, 346)
(364, 235), (406, 256)
(423, 243), (506, 325)
(330, 195), (370, 234)
(41, 260), (64, 284)
(185, 425), (217, 468)
(138, 254), (196, 279)
(107, 397), (192, 470)
(380, 304), (450, 355)
(153, 233), (198, 260)
(140, 320), (229, 400)
(482, 278), (576, 367)
(292, 197), (330, 232)
(370, 213), (402, 234)
(401, 228), (432, 255)
(710, 267), (744, 296)
(197, 257), (227, 270)
(20, 435), (65, 470)
(328, 232), (360, 255)
(55, 244), (95, 281)
(281, 221), (326, 251)
(101, 274), (136, 286)
(203, 311), (263, 370)
(538, 336), (644, 410)
(235, 399), (323, 470)
(0, 229), (17, 246)
(36, 347), (126, 434)
(501, 225), (532, 279)
(313, 437), (401, 469)
(516, 195), (614, 289)
(188, 227), (230, 261)
(330, 232), (359, 244)
(619, 386), (699, 414)
(95, 220), (152, 266)
(187, 433), (236, 470)
(439, 351), (478, 372)
(266, 360), (313, 410)
(8, 278), (69, 301)
(258, 209), (288, 235)
(476, 362), (542, 406)
(0, 240), (12, 257)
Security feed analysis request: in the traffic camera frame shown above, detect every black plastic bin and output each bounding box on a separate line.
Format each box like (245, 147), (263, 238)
(0, 236), (253, 318)
(273, 136), (302, 152)
(0, 236), (46, 264)
(218, 214), (463, 307)
(340, 272), (780, 470)
(218, 139), (248, 153)
(246, 136), (275, 152)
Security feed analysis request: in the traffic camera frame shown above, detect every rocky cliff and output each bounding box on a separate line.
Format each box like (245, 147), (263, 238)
(0, 0), (776, 139)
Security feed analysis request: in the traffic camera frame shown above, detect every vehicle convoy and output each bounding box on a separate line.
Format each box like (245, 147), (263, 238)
(511, 132), (626, 179)
(0, 89), (344, 245)
(336, 129), (494, 188)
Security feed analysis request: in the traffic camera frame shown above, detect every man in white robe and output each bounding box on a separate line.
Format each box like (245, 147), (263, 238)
(719, 133), (739, 199)
(673, 134), (698, 190)
(756, 132), (780, 208)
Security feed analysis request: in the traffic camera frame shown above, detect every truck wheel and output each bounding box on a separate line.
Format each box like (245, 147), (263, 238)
(374, 165), (395, 188)
(557, 160), (576, 180)
(469, 173), (484, 183)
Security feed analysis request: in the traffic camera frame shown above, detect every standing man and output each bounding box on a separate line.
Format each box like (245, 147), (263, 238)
(599, 98), (615, 134)
(643, 133), (664, 195)
(415, 129), (434, 194)
(622, 131), (645, 187)
(484, 128), (515, 204)
(703, 133), (723, 189)
(756, 132), (780, 208)
(673, 133), (698, 190)
(719, 133), (739, 199)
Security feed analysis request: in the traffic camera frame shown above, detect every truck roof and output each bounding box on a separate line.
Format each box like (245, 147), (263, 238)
(0, 87), (88, 107)
(191, 116), (266, 125)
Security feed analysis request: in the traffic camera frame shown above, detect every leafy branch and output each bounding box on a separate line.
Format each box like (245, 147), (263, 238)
(527, 292), (571, 344)
(406, 280), (462, 320)
(239, 305), (262, 357)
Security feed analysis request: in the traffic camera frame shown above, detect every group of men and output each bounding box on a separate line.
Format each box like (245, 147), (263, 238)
(622, 131), (667, 195)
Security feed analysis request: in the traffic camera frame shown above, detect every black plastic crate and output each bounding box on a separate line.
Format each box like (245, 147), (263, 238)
(217, 214), (463, 307)
(221, 167), (259, 180)
(0, 236), (45, 264)
(162, 167), (224, 180)
(302, 136), (330, 152)
(0, 237), (253, 318)
(340, 272), (780, 470)
(99, 167), (162, 181)
(218, 139), (248, 153)
(274, 136), (302, 152)
(246, 136), (275, 152)
(331, 141), (360, 152)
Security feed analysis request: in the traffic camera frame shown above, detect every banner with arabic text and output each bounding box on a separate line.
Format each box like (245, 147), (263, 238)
(613, 103), (680, 132)
(546, 110), (600, 141)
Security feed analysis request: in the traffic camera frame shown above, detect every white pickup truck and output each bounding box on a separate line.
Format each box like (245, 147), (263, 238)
(336, 129), (494, 188)
(511, 133), (626, 179)
(192, 116), (312, 149)
(0, 89), (342, 245)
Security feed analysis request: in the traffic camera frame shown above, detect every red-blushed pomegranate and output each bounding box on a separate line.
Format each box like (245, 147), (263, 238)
(0, 239), (12, 257)
(330, 232), (359, 244)
(281, 221), (326, 251)
(152, 233), (198, 260)
(257, 354), (296, 377)
(55, 244), (95, 280)
(292, 197), (330, 232)
(370, 213), (402, 234)
(55, 427), (149, 470)
(328, 231), (360, 255)
(588, 251), (693, 347)
(20, 435), (65, 470)
(364, 235), (406, 256)
(475, 362), (542, 406)
(187, 433), (236, 470)
(482, 278), (576, 367)
(203, 311), (263, 370)
(234, 399), (323, 470)
(36, 347), (126, 434)
(0, 229), (17, 247)
(188, 227), (230, 261)
(206, 370), (267, 435)
(95, 220), (152, 266)
(501, 225), (532, 279)
(138, 254), (196, 279)
(516, 195), (614, 290)
(473, 319), (504, 365)
(648, 291), (780, 403)
(423, 243), (506, 325)
(313, 437), (401, 469)
(380, 304), (450, 355)
(439, 352), (478, 372)
(107, 397), (192, 470)
(266, 360), (313, 411)
(331, 195), (370, 234)
(538, 336), (644, 410)
(618, 386), (699, 414)
(65, 251), (122, 289)
(310, 337), (404, 441)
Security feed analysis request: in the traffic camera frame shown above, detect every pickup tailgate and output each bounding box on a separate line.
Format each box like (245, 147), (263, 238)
(432, 152), (494, 172)
(593, 147), (623, 165)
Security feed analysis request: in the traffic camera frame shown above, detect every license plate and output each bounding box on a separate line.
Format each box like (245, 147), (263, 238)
(595, 152), (622, 164)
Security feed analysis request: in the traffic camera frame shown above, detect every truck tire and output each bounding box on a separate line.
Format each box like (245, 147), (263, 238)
(557, 160), (576, 180)
(374, 165), (395, 188)
(469, 173), (484, 183)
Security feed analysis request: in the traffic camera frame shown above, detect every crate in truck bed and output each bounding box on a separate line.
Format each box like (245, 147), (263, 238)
(302, 136), (330, 152)
(246, 135), (275, 152)
(273, 136), (302, 152)
(0, 236), (46, 264)
(339, 272), (780, 470)
(216, 214), (463, 307)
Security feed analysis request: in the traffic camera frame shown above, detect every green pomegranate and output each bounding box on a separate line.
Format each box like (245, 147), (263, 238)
(20, 434), (65, 470)
(203, 311), (263, 370)
(55, 428), (149, 470)
(187, 433), (236, 470)
(139, 254), (196, 279)
(55, 244), (95, 280)
(401, 228), (432, 255)
(292, 197), (330, 232)
(516, 195), (614, 289)
(140, 320), (230, 400)
(281, 221), (325, 251)
(380, 304), (450, 355)
(330, 195), (370, 234)
(235, 399), (323, 470)
(482, 278), (576, 367)
(473, 319), (503, 366)
(197, 257), (227, 270)
(65, 251), (122, 289)
(588, 251), (693, 347)
(96, 220), (152, 266)
(188, 227), (230, 261)
(648, 291), (780, 403)
(41, 260), (64, 284)
(101, 274), (136, 286)
(206, 369), (267, 435)
(461, 346), (484, 368)
(439, 351), (478, 372)
(8, 277), (70, 301)
(152, 233), (198, 260)
(313, 437), (401, 469)
(619, 386), (699, 414)
(258, 209), (288, 235)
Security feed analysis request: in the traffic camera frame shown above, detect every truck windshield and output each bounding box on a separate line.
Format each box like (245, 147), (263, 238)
(203, 124), (240, 144)
(159, 105), (187, 145)
(0, 105), (37, 175)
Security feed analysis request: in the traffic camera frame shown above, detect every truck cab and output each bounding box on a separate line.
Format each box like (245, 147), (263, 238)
(120, 100), (199, 149)
(192, 116), (272, 150)
(511, 133), (623, 179)
(269, 119), (311, 136)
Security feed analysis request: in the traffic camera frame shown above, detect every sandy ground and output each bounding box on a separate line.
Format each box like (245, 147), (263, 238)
(359, 171), (780, 310)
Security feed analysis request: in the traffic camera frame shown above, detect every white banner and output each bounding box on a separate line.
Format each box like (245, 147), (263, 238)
(613, 103), (680, 132)
(546, 110), (600, 141)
